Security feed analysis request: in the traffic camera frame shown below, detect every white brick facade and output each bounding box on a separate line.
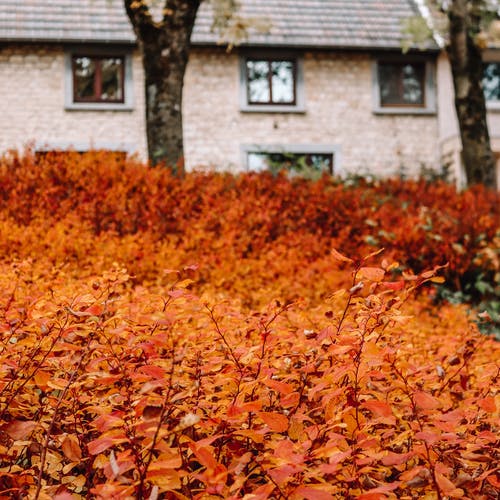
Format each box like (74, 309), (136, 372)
(0, 45), (147, 157)
(0, 44), (442, 179)
(184, 48), (440, 177)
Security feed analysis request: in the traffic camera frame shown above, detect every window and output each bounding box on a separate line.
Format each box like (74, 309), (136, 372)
(72, 56), (124, 103)
(65, 49), (134, 110)
(243, 144), (339, 178)
(373, 58), (436, 114)
(483, 62), (500, 101)
(248, 152), (333, 176)
(240, 53), (305, 112)
(246, 59), (296, 105)
(378, 62), (425, 107)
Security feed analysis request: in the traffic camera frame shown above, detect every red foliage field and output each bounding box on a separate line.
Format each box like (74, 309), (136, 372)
(0, 152), (498, 499)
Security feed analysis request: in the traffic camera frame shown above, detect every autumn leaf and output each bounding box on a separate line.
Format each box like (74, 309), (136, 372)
(360, 400), (393, 418)
(258, 412), (289, 433)
(292, 485), (335, 500)
(331, 248), (353, 263)
(413, 390), (441, 410)
(3, 420), (37, 440)
(61, 435), (83, 461)
(358, 267), (385, 282)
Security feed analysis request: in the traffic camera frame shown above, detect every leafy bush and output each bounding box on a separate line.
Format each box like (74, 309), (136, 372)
(0, 257), (498, 499)
(0, 150), (498, 307)
(0, 151), (498, 498)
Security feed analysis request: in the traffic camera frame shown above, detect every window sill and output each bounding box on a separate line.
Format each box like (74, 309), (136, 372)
(373, 106), (436, 116)
(486, 101), (500, 111)
(65, 103), (134, 112)
(240, 104), (306, 114)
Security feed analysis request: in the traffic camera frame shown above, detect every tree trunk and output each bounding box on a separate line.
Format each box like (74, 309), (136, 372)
(125, 0), (201, 173)
(447, 0), (497, 189)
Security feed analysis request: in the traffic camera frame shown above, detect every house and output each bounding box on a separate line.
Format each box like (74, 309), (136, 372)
(0, 0), (498, 185)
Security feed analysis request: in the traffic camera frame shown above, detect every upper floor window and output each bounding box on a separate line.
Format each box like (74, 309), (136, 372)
(378, 62), (425, 107)
(483, 62), (500, 101)
(239, 52), (305, 113)
(72, 55), (124, 103)
(246, 59), (296, 105)
(65, 49), (134, 111)
(373, 57), (436, 115)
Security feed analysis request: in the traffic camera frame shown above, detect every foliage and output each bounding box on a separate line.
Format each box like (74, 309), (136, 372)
(0, 152), (498, 498)
(0, 151), (498, 304)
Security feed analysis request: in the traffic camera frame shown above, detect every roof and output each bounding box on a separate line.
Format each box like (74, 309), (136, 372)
(0, 0), (437, 50)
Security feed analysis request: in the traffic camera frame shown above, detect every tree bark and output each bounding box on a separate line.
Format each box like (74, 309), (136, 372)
(125, 0), (201, 173)
(447, 0), (497, 189)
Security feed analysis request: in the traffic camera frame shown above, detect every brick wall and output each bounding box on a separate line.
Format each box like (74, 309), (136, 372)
(183, 48), (441, 178)
(0, 45), (147, 157)
(0, 44), (441, 179)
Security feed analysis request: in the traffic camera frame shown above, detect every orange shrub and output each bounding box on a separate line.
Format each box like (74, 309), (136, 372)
(0, 152), (498, 498)
(0, 151), (498, 298)
(0, 257), (498, 499)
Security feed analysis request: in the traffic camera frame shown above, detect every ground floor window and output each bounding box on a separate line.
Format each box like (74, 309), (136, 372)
(243, 145), (337, 178)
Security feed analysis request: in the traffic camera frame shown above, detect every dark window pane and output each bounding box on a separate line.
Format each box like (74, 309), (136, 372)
(247, 60), (270, 103)
(101, 58), (123, 101)
(271, 61), (294, 103)
(483, 62), (500, 101)
(74, 56), (96, 99)
(379, 62), (425, 106)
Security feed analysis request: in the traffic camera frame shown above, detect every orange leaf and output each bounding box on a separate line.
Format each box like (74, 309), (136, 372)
(361, 400), (393, 418)
(258, 412), (289, 433)
(478, 396), (496, 413)
(435, 471), (464, 497)
(34, 370), (52, 390)
(263, 378), (294, 395)
(414, 390), (441, 410)
(293, 486), (334, 500)
(331, 248), (353, 263)
(189, 444), (218, 470)
(61, 435), (82, 461)
(359, 267), (385, 282)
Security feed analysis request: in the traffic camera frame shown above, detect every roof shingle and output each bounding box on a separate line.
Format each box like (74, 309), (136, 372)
(0, 0), (436, 50)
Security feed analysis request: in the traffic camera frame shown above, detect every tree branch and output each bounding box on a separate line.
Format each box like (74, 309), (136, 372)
(124, 0), (159, 39)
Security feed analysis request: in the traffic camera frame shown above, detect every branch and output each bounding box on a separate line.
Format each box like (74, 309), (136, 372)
(124, 0), (160, 39)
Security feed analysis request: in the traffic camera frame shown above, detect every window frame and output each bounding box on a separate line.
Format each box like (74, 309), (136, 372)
(72, 55), (125, 104)
(372, 55), (436, 115)
(64, 46), (134, 111)
(239, 51), (305, 113)
(245, 58), (297, 106)
(241, 144), (341, 175)
(482, 50), (500, 111)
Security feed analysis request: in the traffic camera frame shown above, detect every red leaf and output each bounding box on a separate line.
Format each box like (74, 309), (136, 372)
(87, 437), (116, 455)
(381, 451), (414, 466)
(3, 420), (37, 440)
(381, 281), (405, 291)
